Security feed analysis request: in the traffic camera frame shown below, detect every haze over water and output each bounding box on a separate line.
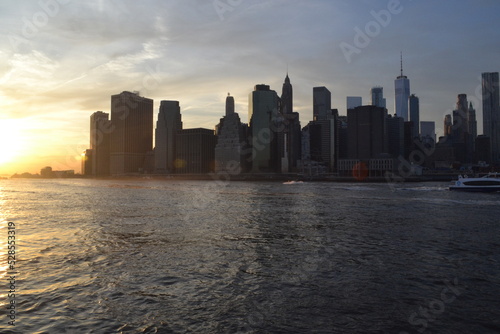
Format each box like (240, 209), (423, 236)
(1, 179), (500, 333)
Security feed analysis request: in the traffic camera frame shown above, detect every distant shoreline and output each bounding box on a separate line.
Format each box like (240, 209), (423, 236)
(4, 173), (462, 182)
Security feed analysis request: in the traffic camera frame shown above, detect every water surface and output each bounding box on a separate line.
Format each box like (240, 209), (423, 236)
(1, 179), (499, 333)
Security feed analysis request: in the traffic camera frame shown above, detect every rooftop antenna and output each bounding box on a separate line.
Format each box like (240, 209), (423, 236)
(400, 51), (403, 77)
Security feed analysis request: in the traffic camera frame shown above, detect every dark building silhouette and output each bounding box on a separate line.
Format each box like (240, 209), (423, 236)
(303, 87), (337, 172)
(370, 86), (386, 108)
(386, 114), (404, 158)
(175, 128), (217, 174)
(155, 100), (182, 173)
(90, 111), (112, 176)
(281, 74), (293, 115)
(307, 122), (322, 162)
(312, 114), (337, 171)
(404, 121), (415, 160)
(450, 94), (475, 163)
(482, 72), (500, 163)
(337, 115), (348, 159)
(444, 114), (452, 136)
(468, 102), (477, 154)
(249, 84), (281, 173)
(82, 149), (93, 176)
(452, 94), (469, 141)
(475, 135), (491, 164)
(215, 94), (250, 174)
(40, 166), (52, 177)
(409, 94), (419, 138)
(110, 91), (153, 175)
(347, 105), (387, 160)
(313, 87), (331, 121)
(280, 74), (301, 171)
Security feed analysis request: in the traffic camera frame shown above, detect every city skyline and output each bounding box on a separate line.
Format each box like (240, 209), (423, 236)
(1, 0), (500, 175)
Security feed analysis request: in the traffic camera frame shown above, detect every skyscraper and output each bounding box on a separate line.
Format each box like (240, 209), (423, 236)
(155, 100), (182, 173)
(395, 54), (410, 121)
(281, 74), (293, 115)
(305, 115), (337, 172)
(249, 84), (280, 172)
(175, 128), (217, 174)
(451, 94), (472, 162)
(110, 91), (154, 175)
(409, 94), (419, 138)
(387, 114), (404, 158)
(313, 87), (331, 121)
(346, 96), (362, 110)
(420, 121), (435, 142)
(468, 102), (477, 153)
(226, 94), (235, 115)
(370, 86), (386, 109)
(82, 149), (93, 176)
(453, 94), (469, 137)
(215, 94), (249, 174)
(90, 111), (112, 176)
(444, 114), (452, 136)
(482, 72), (500, 163)
(307, 86), (336, 171)
(347, 105), (387, 160)
(281, 74), (301, 171)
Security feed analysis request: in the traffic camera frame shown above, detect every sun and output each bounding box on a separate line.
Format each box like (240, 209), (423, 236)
(0, 119), (25, 166)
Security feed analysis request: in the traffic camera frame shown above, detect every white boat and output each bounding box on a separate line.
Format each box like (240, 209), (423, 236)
(449, 173), (500, 192)
(283, 180), (304, 185)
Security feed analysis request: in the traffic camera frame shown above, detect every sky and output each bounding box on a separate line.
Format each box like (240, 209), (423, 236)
(0, 0), (499, 175)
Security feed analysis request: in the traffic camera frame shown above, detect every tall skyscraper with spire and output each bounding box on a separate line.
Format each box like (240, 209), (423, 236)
(214, 93), (249, 173)
(281, 73), (292, 115)
(482, 72), (500, 163)
(394, 53), (410, 121)
(280, 73), (301, 171)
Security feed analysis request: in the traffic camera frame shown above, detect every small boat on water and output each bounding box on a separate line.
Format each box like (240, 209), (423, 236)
(283, 180), (304, 185)
(449, 173), (500, 192)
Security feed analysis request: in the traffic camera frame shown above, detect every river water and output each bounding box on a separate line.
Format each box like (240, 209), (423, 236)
(1, 178), (500, 333)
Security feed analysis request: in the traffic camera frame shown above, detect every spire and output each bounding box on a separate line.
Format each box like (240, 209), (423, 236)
(281, 70), (293, 114)
(397, 52), (407, 79)
(400, 51), (403, 77)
